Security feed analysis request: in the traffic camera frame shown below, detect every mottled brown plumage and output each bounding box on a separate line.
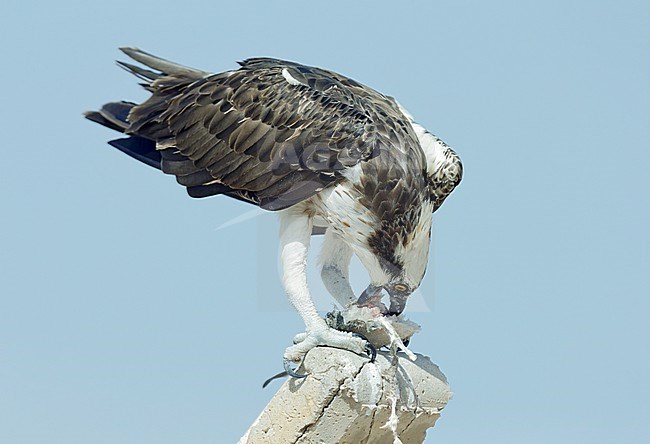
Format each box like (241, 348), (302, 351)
(118, 51), (421, 211)
(85, 48), (463, 321)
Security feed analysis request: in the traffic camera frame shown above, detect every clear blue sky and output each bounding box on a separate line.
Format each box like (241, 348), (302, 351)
(1, 1), (648, 443)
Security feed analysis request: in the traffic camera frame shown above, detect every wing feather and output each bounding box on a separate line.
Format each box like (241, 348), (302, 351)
(119, 51), (385, 209)
(90, 49), (434, 211)
(388, 98), (463, 212)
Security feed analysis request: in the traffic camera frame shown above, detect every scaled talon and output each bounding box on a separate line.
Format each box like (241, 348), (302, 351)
(262, 370), (289, 389)
(274, 332), (376, 385)
(283, 358), (308, 380)
(352, 332), (377, 362)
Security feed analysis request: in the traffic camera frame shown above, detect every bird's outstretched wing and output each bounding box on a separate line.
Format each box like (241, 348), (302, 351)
(94, 48), (395, 210)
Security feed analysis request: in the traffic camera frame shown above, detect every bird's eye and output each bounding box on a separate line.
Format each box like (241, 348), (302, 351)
(393, 283), (408, 292)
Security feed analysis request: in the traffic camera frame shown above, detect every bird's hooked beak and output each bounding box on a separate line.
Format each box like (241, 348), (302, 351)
(357, 284), (410, 316)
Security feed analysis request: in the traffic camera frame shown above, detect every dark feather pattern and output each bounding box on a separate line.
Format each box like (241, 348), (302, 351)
(85, 47), (463, 318)
(87, 48), (427, 210)
(86, 48), (431, 242)
(107, 137), (160, 170)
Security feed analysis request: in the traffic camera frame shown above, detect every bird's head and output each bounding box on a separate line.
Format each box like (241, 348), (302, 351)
(356, 206), (433, 316)
(357, 280), (413, 316)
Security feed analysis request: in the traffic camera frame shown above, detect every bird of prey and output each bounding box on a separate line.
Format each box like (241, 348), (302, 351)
(85, 48), (462, 365)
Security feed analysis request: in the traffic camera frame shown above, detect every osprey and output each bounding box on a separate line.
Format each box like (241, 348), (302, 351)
(86, 48), (462, 364)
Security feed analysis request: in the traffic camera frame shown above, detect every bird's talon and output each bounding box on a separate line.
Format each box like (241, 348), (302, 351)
(283, 358), (308, 379)
(262, 370), (289, 389)
(351, 332), (377, 362)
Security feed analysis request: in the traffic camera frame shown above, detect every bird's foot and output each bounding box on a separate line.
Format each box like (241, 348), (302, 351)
(284, 326), (371, 363)
(272, 329), (376, 383)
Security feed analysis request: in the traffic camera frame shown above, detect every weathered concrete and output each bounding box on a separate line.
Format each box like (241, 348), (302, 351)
(239, 347), (451, 444)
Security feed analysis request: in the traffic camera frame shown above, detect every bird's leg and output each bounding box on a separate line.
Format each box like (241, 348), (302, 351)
(279, 210), (368, 363)
(319, 229), (356, 309)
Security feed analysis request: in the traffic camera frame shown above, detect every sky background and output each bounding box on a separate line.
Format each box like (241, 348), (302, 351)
(1, 1), (648, 443)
